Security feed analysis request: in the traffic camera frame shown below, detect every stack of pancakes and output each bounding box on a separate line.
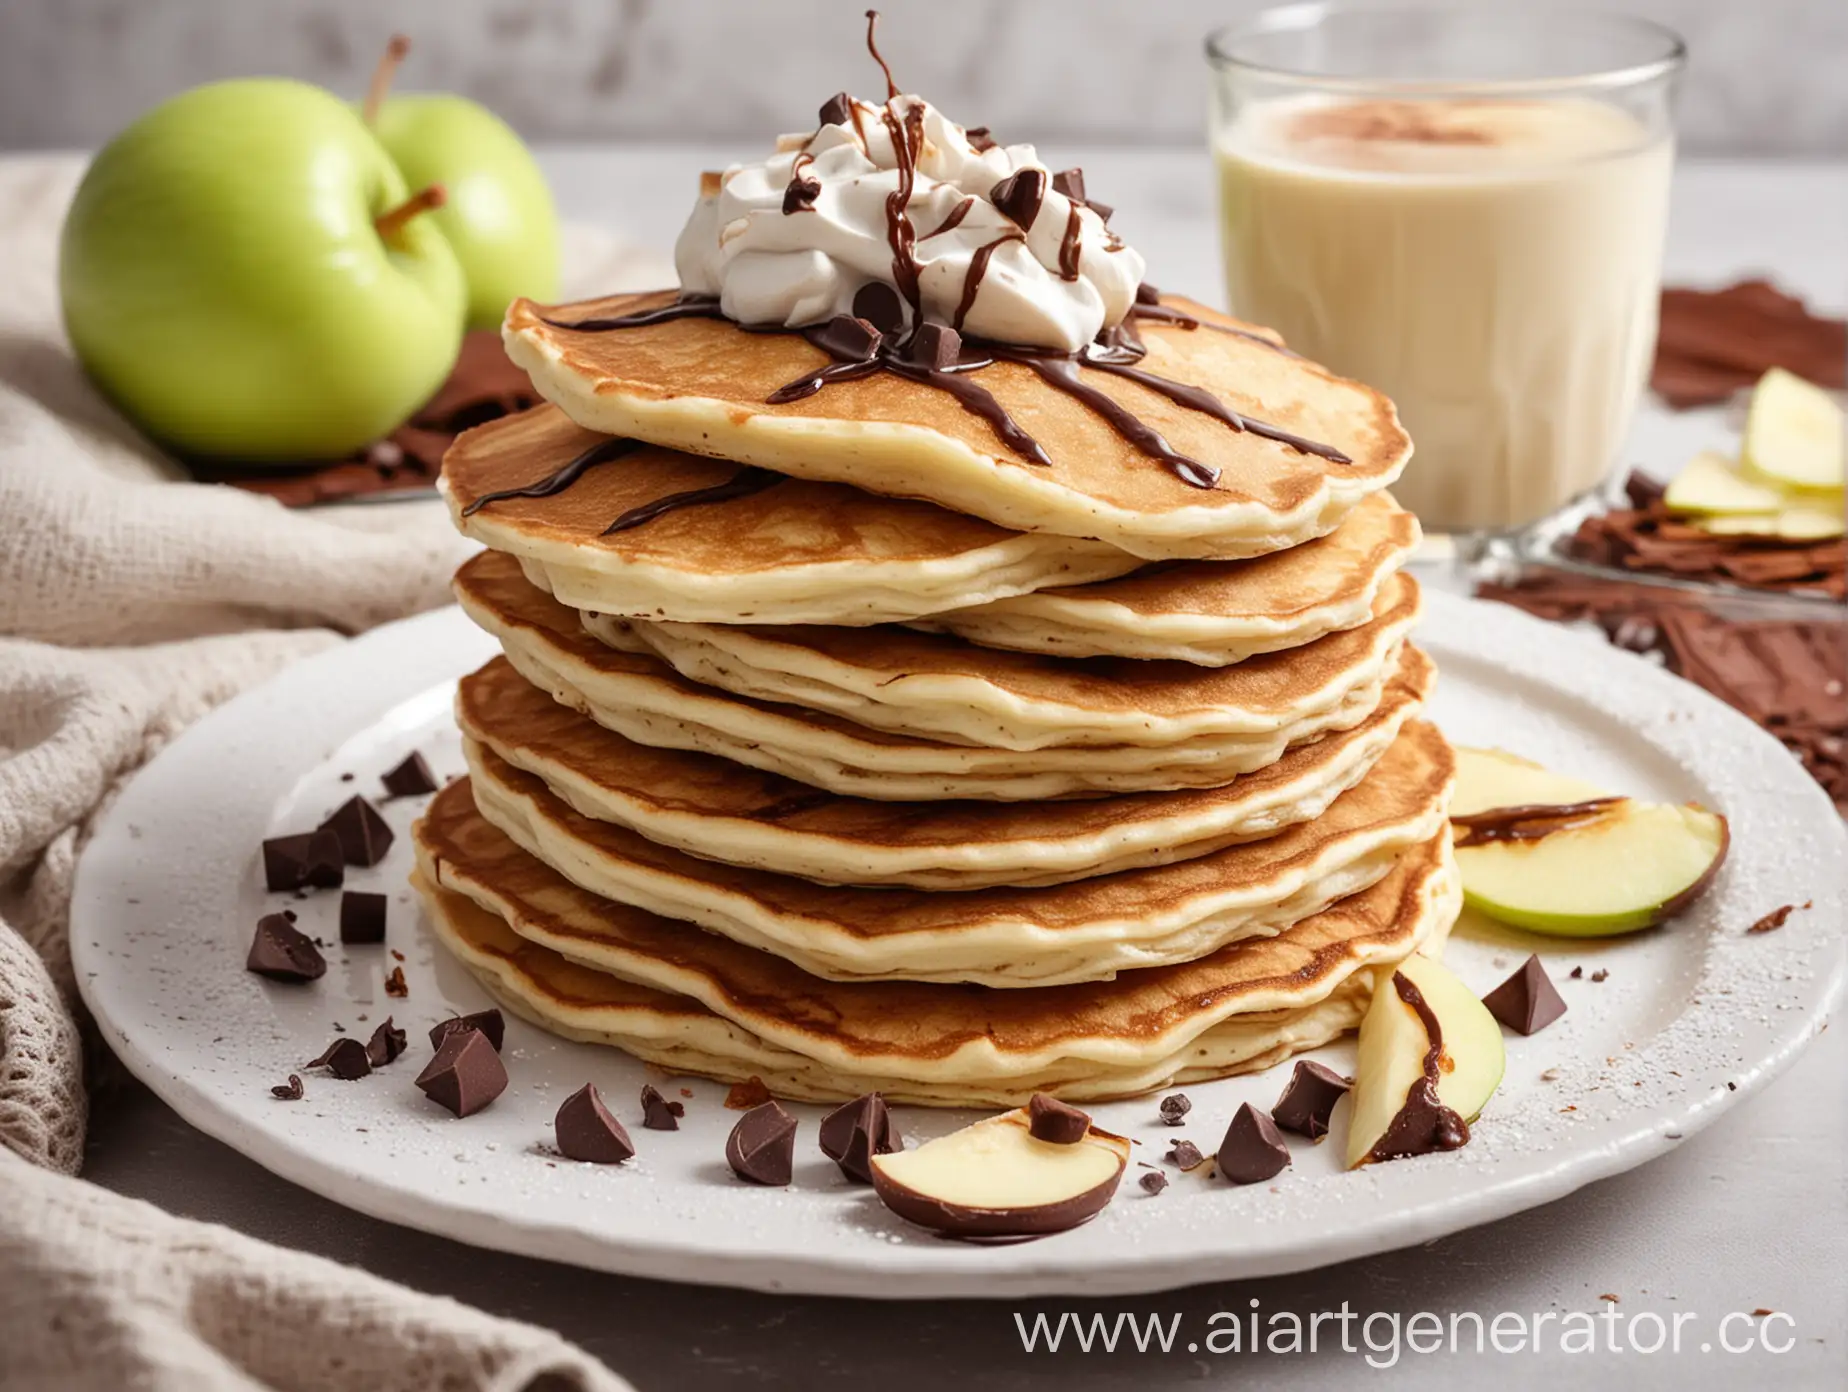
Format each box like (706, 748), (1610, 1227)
(415, 289), (1460, 1106)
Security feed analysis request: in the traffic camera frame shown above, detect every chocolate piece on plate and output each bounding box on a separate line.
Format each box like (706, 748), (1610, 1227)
(907, 322), (962, 371)
(339, 890), (388, 945)
(307, 1036), (372, 1080)
(810, 314), (882, 362)
(1217, 1102), (1291, 1185)
(819, 1092), (900, 1183)
(1748, 904), (1797, 934)
(380, 751), (439, 799)
(1165, 1139), (1206, 1171)
(271, 1074), (304, 1101)
(429, 1009), (505, 1053)
(640, 1083), (685, 1131)
(555, 1084), (637, 1164)
(1026, 1093), (1090, 1146)
(318, 796), (394, 867)
(246, 913), (326, 982)
(726, 1101), (798, 1186)
(1139, 1169), (1169, 1196)
(383, 965), (408, 997)
(725, 1075), (774, 1110)
(414, 1028), (507, 1117)
(1270, 1060), (1352, 1141)
(262, 830), (344, 892)
(1481, 955), (1569, 1036)
(364, 1016), (408, 1068)
(1158, 1092), (1192, 1126)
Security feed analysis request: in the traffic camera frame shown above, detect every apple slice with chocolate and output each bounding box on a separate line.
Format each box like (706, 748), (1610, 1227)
(1450, 746), (1613, 818)
(1346, 953), (1505, 1169)
(870, 1105), (1130, 1239)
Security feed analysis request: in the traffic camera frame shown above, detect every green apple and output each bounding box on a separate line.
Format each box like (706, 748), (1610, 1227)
(1743, 367), (1844, 490)
(1696, 506), (1843, 541)
(61, 78), (464, 461)
(1457, 800), (1730, 937)
(1664, 450), (1788, 516)
(363, 37), (558, 331)
(870, 1106), (1130, 1238)
(1345, 953), (1504, 1169)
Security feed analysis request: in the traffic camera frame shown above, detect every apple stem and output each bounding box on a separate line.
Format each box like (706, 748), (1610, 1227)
(374, 184), (447, 241)
(363, 33), (412, 125)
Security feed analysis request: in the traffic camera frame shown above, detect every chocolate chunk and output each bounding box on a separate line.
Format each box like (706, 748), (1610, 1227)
(1270, 1060), (1352, 1140)
(640, 1083), (684, 1131)
(1158, 1092), (1192, 1126)
(1027, 1093), (1090, 1145)
(725, 1075), (774, 1110)
(989, 168), (1047, 230)
(364, 1016), (408, 1068)
(851, 282), (906, 335)
(1050, 168), (1086, 206)
(818, 91), (855, 128)
(809, 314), (882, 362)
(1590, 969), (1610, 983)
(271, 1074), (304, 1101)
(380, 751), (438, 799)
(307, 1036), (371, 1080)
(262, 830), (344, 892)
(963, 125), (997, 153)
(383, 965), (407, 997)
(429, 1009), (505, 1053)
(1139, 1169), (1169, 1195)
(1482, 955), (1569, 1036)
(907, 321), (962, 371)
(555, 1083), (636, 1164)
(1135, 282), (1162, 306)
(1570, 966), (1584, 980)
(1748, 904), (1798, 934)
(818, 1092), (900, 1183)
(1218, 1102), (1291, 1185)
(339, 890), (388, 945)
(725, 1101), (798, 1185)
(414, 1028), (507, 1117)
(317, 796), (394, 867)
(1165, 1139), (1206, 1171)
(1085, 199), (1114, 223)
(246, 913), (326, 982)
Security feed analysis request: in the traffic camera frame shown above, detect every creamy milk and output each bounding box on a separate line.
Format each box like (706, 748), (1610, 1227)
(1217, 97), (1673, 532)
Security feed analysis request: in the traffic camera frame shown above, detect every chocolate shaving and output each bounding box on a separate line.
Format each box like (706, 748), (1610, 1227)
(364, 1016), (408, 1067)
(1747, 904), (1799, 934)
(270, 1074), (304, 1101)
(1653, 280), (1845, 408)
(725, 1076), (774, 1110)
(383, 965), (408, 998)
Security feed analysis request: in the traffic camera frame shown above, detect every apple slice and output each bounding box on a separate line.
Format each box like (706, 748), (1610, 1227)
(1451, 747), (1612, 819)
(870, 1107), (1130, 1238)
(1346, 953), (1505, 1169)
(1459, 800), (1728, 937)
(1695, 506), (1843, 541)
(1664, 450), (1787, 516)
(1743, 367), (1844, 490)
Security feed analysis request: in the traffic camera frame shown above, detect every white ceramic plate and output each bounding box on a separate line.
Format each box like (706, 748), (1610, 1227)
(72, 591), (1844, 1298)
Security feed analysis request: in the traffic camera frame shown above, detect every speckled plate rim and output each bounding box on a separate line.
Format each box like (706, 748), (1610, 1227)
(72, 593), (1845, 1299)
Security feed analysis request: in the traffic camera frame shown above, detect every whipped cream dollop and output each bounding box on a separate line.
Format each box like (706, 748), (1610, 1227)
(673, 95), (1146, 353)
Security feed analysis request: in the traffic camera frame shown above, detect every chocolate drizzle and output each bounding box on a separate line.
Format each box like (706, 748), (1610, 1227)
(783, 152), (820, 214)
(459, 437), (641, 516)
(921, 196), (975, 241)
(879, 100), (928, 329)
(1451, 797), (1626, 848)
(601, 467), (785, 535)
(1007, 353), (1220, 489)
(1367, 972), (1471, 1163)
(1057, 202), (1084, 282)
(864, 9), (899, 100)
(953, 235), (1023, 331)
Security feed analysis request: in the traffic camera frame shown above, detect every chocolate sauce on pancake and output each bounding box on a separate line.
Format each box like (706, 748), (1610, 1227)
(601, 466), (785, 535)
(1450, 797), (1626, 848)
(1366, 972), (1471, 1163)
(459, 437), (641, 516)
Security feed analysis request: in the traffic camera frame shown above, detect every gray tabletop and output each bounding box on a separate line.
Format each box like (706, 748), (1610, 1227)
(87, 152), (1848, 1390)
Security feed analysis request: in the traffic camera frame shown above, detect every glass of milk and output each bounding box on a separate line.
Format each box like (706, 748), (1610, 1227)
(1208, 4), (1682, 536)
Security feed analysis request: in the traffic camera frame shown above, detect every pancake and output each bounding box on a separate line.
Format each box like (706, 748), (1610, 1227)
(412, 789), (1460, 1103)
(441, 404), (1140, 626)
(590, 571), (1420, 752)
(503, 292), (1410, 561)
(464, 725), (1452, 985)
(454, 648), (1437, 889)
(457, 551), (1410, 799)
(921, 491), (1422, 665)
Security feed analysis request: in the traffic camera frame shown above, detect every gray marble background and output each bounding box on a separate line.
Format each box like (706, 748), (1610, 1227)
(2, 0), (1844, 155)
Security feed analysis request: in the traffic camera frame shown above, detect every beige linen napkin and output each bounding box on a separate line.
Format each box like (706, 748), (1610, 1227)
(0, 153), (669, 1392)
